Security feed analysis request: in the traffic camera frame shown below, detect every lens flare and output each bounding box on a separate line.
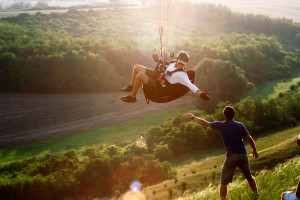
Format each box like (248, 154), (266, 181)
(122, 180), (146, 200)
(130, 180), (142, 192)
(135, 136), (147, 148)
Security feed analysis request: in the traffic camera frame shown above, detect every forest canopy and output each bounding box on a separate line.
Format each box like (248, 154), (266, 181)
(0, 3), (300, 104)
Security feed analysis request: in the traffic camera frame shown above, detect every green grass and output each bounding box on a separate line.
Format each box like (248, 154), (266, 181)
(0, 105), (195, 163)
(248, 71), (300, 99)
(177, 156), (300, 200)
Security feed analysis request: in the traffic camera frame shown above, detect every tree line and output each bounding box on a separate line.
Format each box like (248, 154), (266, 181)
(0, 145), (175, 200)
(0, 4), (299, 104)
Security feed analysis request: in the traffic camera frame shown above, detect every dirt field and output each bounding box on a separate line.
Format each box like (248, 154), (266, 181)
(0, 93), (195, 147)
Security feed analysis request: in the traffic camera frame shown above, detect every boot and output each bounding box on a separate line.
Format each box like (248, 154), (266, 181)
(121, 95), (137, 103)
(121, 85), (133, 92)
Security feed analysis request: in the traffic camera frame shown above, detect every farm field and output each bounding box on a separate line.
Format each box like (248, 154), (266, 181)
(0, 92), (196, 147)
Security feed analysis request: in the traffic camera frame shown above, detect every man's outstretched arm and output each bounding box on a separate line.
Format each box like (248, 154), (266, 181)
(184, 113), (211, 127)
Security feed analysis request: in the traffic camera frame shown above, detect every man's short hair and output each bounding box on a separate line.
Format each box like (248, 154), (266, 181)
(224, 106), (235, 120)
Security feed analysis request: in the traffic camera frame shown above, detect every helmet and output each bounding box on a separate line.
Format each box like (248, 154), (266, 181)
(176, 51), (189, 64)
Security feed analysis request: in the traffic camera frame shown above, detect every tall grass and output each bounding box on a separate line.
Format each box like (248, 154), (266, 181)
(178, 156), (300, 200)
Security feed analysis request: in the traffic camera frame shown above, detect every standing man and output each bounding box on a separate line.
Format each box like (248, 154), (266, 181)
(185, 106), (259, 200)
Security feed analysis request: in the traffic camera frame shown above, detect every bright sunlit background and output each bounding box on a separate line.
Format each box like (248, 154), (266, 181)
(0, 0), (299, 22)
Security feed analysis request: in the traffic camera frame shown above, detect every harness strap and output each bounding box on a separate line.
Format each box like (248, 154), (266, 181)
(157, 66), (186, 88)
(152, 60), (172, 75)
(146, 98), (150, 105)
(165, 68), (185, 76)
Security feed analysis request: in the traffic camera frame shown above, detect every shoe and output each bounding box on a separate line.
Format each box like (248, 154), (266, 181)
(121, 95), (137, 103)
(121, 85), (133, 92)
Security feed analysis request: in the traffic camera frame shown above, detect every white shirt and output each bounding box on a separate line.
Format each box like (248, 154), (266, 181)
(282, 191), (297, 200)
(164, 62), (199, 93)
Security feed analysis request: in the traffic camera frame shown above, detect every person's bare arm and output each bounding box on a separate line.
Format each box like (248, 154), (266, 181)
(184, 113), (211, 127)
(296, 178), (300, 197)
(281, 192), (285, 200)
(245, 134), (258, 159)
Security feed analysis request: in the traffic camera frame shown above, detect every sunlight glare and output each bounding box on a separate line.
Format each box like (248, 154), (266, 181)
(135, 136), (147, 148)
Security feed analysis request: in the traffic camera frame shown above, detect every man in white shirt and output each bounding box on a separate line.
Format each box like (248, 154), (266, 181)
(121, 51), (210, 103)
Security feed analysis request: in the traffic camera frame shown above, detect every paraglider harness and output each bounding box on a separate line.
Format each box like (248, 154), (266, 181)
(142, 2), (196, 104)
(142, 60), (195, 104)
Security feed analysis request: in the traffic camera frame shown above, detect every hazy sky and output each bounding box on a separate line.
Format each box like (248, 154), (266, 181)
(194, 0), (300, 22)
(0, 0), (299, 22)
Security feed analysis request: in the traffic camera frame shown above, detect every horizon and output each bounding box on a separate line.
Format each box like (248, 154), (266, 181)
(0, 0), (300, 22)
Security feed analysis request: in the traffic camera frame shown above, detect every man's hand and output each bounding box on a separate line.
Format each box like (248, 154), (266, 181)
(245, 135), (258, 159)
(184, 113), (211, 127)
(184, 113), (194, 120)
(252, 150), (259, 159)
(200, 92), (212, 102)
(152, 52), (160, 63)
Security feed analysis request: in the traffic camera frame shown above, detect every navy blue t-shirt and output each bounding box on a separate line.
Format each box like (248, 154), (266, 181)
(209, 120), (249, 154)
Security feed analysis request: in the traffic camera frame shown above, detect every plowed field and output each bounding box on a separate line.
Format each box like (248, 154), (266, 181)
(0, 93), (195, 147)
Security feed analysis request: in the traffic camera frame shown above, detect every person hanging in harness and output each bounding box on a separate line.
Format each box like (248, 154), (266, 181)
(121, 50), (212, 103)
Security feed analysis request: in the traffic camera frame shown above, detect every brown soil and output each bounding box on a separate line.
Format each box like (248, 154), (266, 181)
(0, 93), (195, 147)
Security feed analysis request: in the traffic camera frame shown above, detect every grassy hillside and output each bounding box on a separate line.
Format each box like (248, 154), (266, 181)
(248, 70), (300, 99)
(178, 155), (300, 200)
(141, 126), (300, 200)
